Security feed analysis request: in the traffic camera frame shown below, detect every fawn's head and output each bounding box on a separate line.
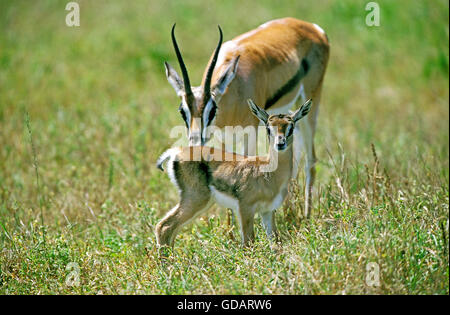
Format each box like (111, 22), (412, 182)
(248, 99), (312, 152)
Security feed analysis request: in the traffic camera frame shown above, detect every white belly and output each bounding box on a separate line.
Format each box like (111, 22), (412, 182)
(209, 183), (287, 215)
(209, 185), (239, 211)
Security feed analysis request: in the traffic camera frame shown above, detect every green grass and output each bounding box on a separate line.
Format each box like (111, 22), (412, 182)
(0, 0), (448, 294)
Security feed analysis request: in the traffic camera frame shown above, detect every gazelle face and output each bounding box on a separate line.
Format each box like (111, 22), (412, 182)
(177, 87), (218, 146)
(165, 24), (239, 146)
(266, 115), (295, 152)
(248, 98), (312, 152)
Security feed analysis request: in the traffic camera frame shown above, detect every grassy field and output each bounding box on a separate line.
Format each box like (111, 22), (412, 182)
(0, 0), (448, 294)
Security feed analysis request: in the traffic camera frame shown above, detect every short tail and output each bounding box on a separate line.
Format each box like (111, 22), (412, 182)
(156, 150), (171, 171)
(156, 148), (179, 171)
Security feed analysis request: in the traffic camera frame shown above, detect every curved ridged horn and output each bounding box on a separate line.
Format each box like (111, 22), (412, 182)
(171, 23), (193, 96)
(203, 25), (223, 101)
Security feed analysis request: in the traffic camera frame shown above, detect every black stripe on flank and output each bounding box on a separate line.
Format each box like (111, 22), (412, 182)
(264, 58), (310, 110)
(301, 58), (309, 74)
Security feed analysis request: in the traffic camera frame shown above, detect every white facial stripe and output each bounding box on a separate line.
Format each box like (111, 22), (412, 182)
(268, 125), (276, 138)
(202, 99), (216, 141)
(165, 148), (182, 192)
(202, 99), (213, 126)
(181, 99), (191, 130)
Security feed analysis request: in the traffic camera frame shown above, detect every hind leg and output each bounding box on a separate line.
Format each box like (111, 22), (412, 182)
(261, 210), (279, 241)
(298, 118), (317, 219)
(216, 131), (238, 237)
(236, 204), (256, 246)
(155, 194), (212, 248)
(297, 82), (322, 219)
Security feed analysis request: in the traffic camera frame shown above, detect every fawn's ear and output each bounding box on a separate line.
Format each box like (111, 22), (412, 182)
(248, 99), (269, 125)
(164, 62), (185, 97)
(291, 99), (312, 123)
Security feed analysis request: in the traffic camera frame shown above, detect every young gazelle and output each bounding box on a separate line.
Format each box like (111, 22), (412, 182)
(165, 18), (329, 218)
(155, 99), (312, 247)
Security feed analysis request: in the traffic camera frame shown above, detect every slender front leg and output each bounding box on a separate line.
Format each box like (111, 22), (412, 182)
(218, 131), (238, 238)
(237, 206), (255, 246)
(155, 196), (211, 248)
(298, 118), (317, 219)
(260, 210), (279, 241)
(294, 80), (322, 219)
(226, 208), (236, 241)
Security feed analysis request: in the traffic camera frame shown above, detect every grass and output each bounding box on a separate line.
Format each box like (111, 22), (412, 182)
(0, 0), (448, 294)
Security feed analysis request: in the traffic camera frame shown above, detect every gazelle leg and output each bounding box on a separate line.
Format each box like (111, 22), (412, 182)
(298, 118), (316, 219)
(237, 205), (255, 246)
(297, 82), (322, 219)
(292, 124), (302, 180)
(226, 208), (236, 241)
(155, 196), (212, 248)
(261, 210), (279, 241)
(217, 131), (238, 236)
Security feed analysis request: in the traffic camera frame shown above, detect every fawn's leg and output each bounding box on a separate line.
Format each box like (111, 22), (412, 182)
(155, 195), (212, 248)
(260, 210), (279, 241)
(237, 205), (256, 246)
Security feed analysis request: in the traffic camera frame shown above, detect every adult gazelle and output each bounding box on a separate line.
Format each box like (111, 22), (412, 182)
(164, 18), (329, 218)
(156, 99), (312, 247)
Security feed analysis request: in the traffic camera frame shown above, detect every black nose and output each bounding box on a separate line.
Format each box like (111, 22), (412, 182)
(276, 143), (287, 151)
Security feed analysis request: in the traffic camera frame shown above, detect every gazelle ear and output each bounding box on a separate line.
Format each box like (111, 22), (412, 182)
(291, 99), (312, 123)
(212, 55), (240, 99)
(164, 62), (185, 97)
(248, 99), (269, 125)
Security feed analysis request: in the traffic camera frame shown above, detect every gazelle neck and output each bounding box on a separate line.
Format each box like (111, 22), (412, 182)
(266, 143), (294, 175)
